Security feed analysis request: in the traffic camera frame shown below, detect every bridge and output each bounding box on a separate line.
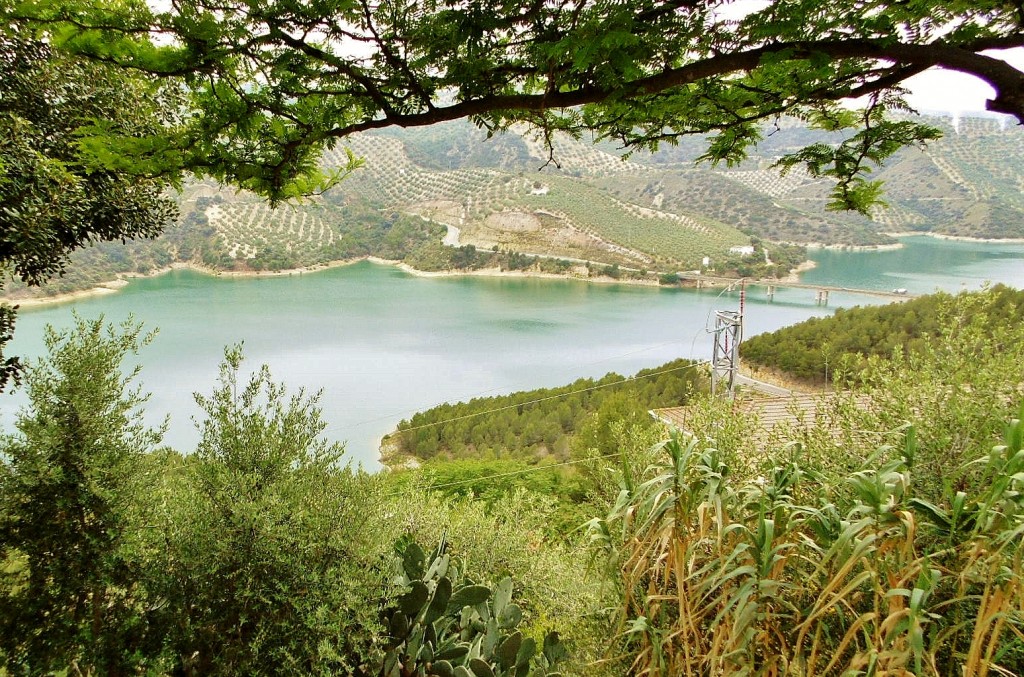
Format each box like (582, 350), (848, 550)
(677, 273), (915, 304)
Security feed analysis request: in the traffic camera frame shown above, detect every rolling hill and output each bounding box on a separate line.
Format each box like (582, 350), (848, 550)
(5, 113), (1023, 300)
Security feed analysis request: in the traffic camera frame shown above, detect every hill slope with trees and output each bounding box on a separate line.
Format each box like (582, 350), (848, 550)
(8, 114), (1024, 304)
(741, 284), (1024, 384)
(385, 358), (706, 463)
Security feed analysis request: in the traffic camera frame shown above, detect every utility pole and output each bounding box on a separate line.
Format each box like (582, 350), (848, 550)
(710, 281), (745, 399)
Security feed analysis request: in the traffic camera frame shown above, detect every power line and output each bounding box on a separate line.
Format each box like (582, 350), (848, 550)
(323, 336), (694, 435)
(387, 359), (710, 436)
(386, 423), (904, 498)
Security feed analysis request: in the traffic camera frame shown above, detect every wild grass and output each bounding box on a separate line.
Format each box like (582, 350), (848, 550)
(589, 405), (1024, 675)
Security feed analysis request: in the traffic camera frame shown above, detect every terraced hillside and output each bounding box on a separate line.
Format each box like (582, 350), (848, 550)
(204, 196), (337, 263)
(331, 113), (1024, 255)
(7, 113), (1022, 301)
(324, 129), (750, 269)
(872, 116), (1024, 238)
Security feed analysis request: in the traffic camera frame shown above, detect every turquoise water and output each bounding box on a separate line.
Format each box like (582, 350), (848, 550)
(2, 237), (1021, 469)
(802, 236), (1024, 294)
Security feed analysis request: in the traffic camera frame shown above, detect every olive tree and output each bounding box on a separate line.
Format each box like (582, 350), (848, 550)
(0, 316), (164, 674)
(152, 346), (384, 674)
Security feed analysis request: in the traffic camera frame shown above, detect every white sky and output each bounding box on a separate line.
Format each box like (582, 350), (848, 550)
(715, 0), (1024, 116)
(903, 50), (1024, 114)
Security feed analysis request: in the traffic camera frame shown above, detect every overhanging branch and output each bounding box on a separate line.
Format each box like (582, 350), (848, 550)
(321, 36), (1024, 138)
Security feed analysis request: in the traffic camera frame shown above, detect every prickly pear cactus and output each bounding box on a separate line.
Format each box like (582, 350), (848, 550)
(375, 537), (568, 677)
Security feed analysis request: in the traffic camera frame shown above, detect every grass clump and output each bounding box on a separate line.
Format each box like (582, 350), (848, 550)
(589, 409), (1024, 676)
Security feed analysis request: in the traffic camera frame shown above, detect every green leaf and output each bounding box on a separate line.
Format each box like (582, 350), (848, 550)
(496, 631), (523, 670)
(403, 541), (427, 579)
(424, 576), (453, 626)
(431, 660), (455, 677)
(446, 585), (491, 614)
(542, 632), (567, 665)
(435, 645), (469, 662)
(492, 577), (512, 617)
(399, 582), (430, 616)
(516, 637), (537, 667)
(497, 603), (522, 630)
(468, 658), (495, 677)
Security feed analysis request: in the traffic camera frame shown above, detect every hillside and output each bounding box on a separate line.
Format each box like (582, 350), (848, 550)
(6, 114), (1024, 300)
(740, 284), (1024, 384)
(383, 358), (706, 464)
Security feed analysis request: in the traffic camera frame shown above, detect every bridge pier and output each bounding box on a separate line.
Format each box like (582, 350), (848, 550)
(815, 289), (830, 306)
(766, 285), (775, 301)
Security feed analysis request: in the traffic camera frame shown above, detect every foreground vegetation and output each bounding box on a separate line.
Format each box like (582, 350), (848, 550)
(1, 286), (1022, 674)
(4, 2), (1024, 670)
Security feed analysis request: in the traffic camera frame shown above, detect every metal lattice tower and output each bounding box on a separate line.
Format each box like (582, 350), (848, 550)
(710, 309), (741, 398)
(710, 282), (746, 399)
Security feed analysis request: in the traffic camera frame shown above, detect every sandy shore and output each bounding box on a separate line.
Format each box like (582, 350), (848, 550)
(1, 256), (676, 308)
(22, 228), (1021, 307)
(804, 241), (904, 252)
(921, 233), (1024, 243)
(887, 232), (1024, 244)
(1, 259), (382, 307)
(6, 280), (130, 308)
(0, 251), (895, 307)
(392, 261), (662, 286)
(778, 260), (817, 283)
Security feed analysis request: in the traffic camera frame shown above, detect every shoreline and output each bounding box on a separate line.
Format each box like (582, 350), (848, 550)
(6, 228), (1021, 308)
(804, 241), (904, 252)
(390, 260), (662, 286)
(883, 231), (1024, 244)
(0, 255), (686, 307)
(3, 258), (386, 308)
(778, 259), (817, 283)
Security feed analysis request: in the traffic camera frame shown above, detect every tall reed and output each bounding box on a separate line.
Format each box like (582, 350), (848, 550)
(590, 404), (1024, 675)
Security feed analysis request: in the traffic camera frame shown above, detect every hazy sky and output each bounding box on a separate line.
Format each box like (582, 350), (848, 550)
(714, 0), (1024, 116)
(903, 50), (1024, 114)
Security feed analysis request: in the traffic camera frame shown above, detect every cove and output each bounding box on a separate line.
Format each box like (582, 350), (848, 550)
(2, 236), (1022, 470)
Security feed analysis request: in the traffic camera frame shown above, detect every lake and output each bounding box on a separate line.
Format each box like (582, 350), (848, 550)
(3, 236), (1022, 469)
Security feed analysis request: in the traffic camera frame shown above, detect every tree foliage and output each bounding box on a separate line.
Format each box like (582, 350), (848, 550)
(153, 345), (384, 674)
(391, 358), (705, 462)
(0, 22), (179, 390)
(9, 0), (1022, 209)
(741, 284), (1024, 384)
(0, 316), (163, 674)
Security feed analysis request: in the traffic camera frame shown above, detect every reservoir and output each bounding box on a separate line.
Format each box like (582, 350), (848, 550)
(2, 236), (1022, 469)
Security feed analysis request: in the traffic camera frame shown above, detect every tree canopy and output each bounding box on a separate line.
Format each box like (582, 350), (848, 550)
(0, 22), (178, 389)
(6, 0), (1023, 209)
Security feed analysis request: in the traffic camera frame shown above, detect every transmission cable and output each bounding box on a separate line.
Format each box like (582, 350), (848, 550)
(377, 359), (710, 438)
(384, 448), (641, 497)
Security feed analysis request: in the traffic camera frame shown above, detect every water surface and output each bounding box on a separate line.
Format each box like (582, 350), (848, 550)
(3, 237), (1021, 469)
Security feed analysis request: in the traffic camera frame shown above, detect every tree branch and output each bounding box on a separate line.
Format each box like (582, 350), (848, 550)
(317, 36), (1024, 139)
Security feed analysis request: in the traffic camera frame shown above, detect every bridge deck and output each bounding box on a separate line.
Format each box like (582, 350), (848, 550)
(677, 274), (915, 300)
